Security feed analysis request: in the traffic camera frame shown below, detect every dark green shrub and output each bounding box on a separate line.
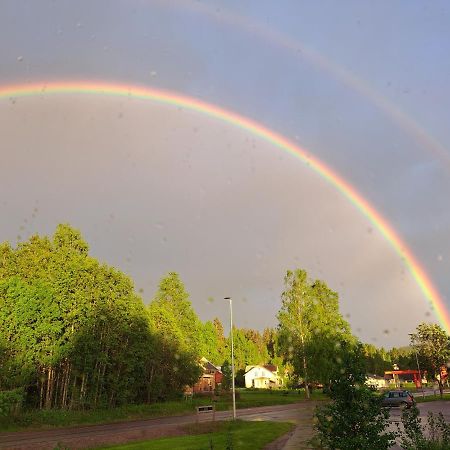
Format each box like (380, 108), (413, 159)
(315, 343), (395, 450)
(0, 388), (24, 417)
(400, 405), (450, 450)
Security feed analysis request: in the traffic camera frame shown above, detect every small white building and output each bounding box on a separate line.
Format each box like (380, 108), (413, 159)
(365, 374), (386, 390)
(244, 364), (283, 389)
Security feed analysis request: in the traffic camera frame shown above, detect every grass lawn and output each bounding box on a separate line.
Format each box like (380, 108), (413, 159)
(415, 393), (450, 403)
(0, 389), (326, 432)
(95, 420), (295, 450)
(215, 388), (326, 410)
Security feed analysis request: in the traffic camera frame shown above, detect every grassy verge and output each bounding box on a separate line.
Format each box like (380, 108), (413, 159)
(95, 420), (295, 450)
(415, 393), (450, 403)
(0, 389), (326, 432)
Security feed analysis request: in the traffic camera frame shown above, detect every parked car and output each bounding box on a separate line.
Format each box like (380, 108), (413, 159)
(382, 390), (415, 408)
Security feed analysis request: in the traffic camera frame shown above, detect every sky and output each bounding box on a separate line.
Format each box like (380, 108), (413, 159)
(1, 0), (449, 346)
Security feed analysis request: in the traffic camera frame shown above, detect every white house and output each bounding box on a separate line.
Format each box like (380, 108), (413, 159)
(244, 364), (283, 389)
(365, 374), (386, 390)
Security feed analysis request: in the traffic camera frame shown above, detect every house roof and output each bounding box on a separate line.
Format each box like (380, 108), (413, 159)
(200, 357), (222, 373)
(263, 364), (277, 373)
(245, 364), (278, 374)
(366, 374), (385, 380)
(245, 365), (278, 376)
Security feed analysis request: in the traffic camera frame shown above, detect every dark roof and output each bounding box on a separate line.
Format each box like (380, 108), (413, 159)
(201, 359), (221, 373)
(263, 364), (277, 373)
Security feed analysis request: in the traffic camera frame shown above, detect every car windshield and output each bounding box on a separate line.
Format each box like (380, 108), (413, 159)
(0, 0), (448, 427)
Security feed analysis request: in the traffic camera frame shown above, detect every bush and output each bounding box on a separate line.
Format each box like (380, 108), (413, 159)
(315, 343), (395, 450)
(399, 405), (450, 449)
(0, 389), (24, 417)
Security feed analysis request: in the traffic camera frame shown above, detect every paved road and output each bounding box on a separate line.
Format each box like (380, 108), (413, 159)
(2, 400), (448, 450)
(0, 403), (314, 450)
(389, 400), (450, 422)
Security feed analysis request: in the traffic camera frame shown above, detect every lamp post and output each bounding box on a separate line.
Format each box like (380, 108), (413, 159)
(224, 297), (236, 420)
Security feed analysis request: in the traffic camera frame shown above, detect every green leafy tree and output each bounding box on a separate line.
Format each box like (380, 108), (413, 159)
(388, 346), (416, 371)
(363, 344), (392, 376)
(221, 360), (232, 391)
(149, 272), (204, 357)
(147, 273), (203, 400)
(228, 327), (268, 372)
(315, 343), (395, 450)
(200, 321), (222, 364)
(410, 323), (450, 397)
(0, 226), (200, 410)
(277, 269), (354, 397)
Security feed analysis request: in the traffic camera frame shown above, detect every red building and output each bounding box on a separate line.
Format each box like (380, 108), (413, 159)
(384, 370), (424, 388)
(192, 357), (223, 394)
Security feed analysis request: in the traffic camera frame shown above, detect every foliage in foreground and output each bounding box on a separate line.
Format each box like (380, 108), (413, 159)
(399, 404), (450, 450)
(98, 420), (294, 450)
(315, 343), (395, 450)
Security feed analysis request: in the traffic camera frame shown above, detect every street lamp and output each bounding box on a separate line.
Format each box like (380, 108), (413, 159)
(224, 297), (236, 420)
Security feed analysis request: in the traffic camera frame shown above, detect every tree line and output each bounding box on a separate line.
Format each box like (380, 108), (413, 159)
(0, 225), (282, 410)
(0, 224), (447, 412)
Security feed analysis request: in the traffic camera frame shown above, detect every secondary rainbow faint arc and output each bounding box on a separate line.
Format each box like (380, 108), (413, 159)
(1, 80), (448, 332)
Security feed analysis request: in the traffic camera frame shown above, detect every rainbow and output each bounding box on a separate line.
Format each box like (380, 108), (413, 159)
(149, 0), (450, 170)
(146, 0), (450, 171)
(1, 80), (448, 332)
